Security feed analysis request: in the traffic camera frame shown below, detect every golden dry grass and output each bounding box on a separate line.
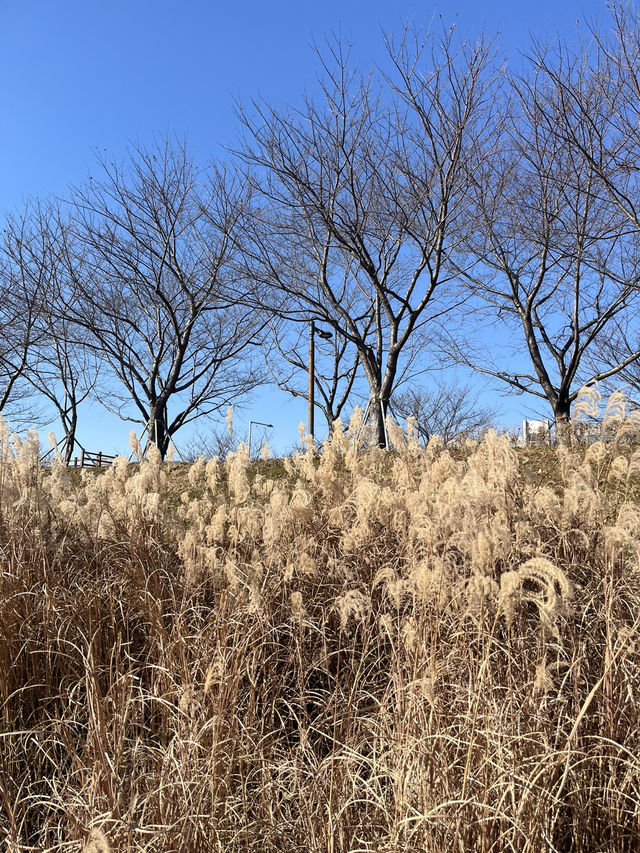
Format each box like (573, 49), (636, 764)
(0, 414), (639, 851)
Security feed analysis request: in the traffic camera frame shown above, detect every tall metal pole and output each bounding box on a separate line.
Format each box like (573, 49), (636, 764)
(308, 319), (315, 441)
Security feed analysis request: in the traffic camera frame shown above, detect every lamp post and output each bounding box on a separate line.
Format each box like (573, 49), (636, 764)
(248, 420), (273, 459)
(308, 320), (332, 442)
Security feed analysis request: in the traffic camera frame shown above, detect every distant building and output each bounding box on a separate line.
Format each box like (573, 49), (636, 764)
(518, 418), (551, 447)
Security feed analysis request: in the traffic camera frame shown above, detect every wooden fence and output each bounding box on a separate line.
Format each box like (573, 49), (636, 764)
(69, 450), (116, 468)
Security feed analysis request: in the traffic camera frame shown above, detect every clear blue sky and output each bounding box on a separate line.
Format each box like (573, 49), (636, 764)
(0, 0), (602, 455)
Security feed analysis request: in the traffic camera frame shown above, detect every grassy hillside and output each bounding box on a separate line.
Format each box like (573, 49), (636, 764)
(0, 416), (639, 852)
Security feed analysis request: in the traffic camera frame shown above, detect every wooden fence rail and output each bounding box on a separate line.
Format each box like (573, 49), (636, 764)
(38, 448), (116, 468)
(70, 450), (116, 468)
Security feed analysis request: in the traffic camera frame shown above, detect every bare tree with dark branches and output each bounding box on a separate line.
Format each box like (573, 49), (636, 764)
(446, 51), (640, 433)
(0, 210), (49, 429)
(62, 140), (266, 458)
(522, 3), (640, 403)
(1, 205), (99, 461)
(237, 27), (496, 446)
(391, 380), (495, 445)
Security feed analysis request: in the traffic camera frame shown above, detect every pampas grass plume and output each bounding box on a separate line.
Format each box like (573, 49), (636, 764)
(83, 829), (111, 853)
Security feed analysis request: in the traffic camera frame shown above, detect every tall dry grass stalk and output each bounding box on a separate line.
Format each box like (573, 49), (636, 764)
(0, 411), (639, 851)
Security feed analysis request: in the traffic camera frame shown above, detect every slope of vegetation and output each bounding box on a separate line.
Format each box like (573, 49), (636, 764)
(0, 413), (639, 852)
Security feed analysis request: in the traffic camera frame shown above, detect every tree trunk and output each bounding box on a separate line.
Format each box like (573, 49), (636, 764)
(148, 410), (170, 459)
(367, 395), (388, 448)
(62, 410), (77, 464)
(554, 398), (572, 445)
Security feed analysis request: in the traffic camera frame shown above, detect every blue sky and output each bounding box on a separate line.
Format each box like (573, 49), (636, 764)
(1, 0), (602, 455)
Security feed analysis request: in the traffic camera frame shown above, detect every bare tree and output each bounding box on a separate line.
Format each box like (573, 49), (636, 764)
(391, 380), (495, 445)
(447, 53), (640, 432)
(63, 140), (266, 458)
(182, 421), (238, 461)
(524, 4), (640, 402)
(0, 210), (48, 428)
(2, 205), (99, 461)
(237, 28), (496, 446)
(30, 305), (98, 464)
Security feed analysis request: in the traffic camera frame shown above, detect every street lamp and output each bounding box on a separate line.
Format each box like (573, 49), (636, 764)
(308, 320), (333, 442)
(248, 420), (273, 459)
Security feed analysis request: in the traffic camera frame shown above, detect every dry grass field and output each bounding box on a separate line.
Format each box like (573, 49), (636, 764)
(1, 408), (639, 852)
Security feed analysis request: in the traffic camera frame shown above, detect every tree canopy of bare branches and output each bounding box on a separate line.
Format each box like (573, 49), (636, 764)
(392, 380), (495, 445)
(516, 3), (640, 408)
(447, 38), (640, 430)
(5, 205), (99, 461)
(62, 140), (265, 458)
(0, 210), (49, 429)
(237, 28), (496, 445)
